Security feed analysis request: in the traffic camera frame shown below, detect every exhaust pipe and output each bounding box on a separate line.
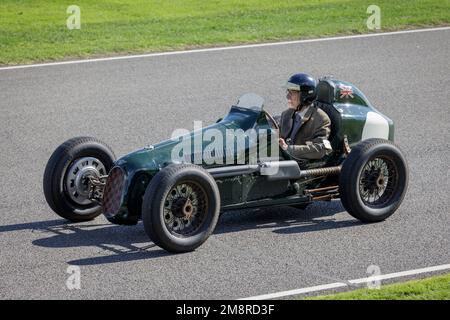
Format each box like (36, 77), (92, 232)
(209, 162), (341, 180)
(299, 166), (341, 178)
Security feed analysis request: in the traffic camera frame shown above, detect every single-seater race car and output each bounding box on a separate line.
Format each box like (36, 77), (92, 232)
(43, 77), (409, 253)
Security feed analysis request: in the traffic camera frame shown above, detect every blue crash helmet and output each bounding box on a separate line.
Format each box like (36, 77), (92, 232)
(284, 73), (317, 105)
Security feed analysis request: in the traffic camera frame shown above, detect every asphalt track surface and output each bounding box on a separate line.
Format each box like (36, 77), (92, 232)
(0, 29), (449, 299)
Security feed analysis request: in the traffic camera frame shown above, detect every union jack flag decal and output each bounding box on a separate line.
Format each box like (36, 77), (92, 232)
(339, 85), (354, 99)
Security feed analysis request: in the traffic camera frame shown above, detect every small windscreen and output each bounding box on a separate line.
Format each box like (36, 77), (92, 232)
(235, 93), (264, 111)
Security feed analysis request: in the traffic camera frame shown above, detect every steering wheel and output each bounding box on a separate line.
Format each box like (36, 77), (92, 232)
(264, 111), (280, 131)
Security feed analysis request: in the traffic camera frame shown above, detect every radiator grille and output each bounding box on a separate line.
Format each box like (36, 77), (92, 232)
(102, 166), (125, 217)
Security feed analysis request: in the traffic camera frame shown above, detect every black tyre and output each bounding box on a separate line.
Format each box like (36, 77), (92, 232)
(339, 138), (408, 222)
(142, 164), (220, 253)
(43, 136), (115, 222)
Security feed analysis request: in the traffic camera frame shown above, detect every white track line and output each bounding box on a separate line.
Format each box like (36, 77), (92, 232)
(1, 26), (450, 71)
(239, 263), (450, 300)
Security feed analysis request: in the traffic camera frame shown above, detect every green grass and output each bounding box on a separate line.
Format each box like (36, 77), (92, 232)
(306, 273), (450, 300)
(1, 0), (449, 65)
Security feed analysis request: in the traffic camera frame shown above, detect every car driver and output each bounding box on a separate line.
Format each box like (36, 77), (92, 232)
(278, 73), (333, 159)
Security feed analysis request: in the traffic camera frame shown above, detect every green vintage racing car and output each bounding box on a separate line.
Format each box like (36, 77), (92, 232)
(43, 78), (409, 253)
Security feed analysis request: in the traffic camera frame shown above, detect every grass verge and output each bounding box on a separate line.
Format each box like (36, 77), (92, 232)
(306, 273), (450, 300)
(1, 0), (449, 65)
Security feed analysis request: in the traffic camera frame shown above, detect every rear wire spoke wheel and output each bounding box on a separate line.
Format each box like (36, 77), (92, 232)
(339, 138), (408, 222)
(142, 164), (220, 253)
(359, 156), (398, 207)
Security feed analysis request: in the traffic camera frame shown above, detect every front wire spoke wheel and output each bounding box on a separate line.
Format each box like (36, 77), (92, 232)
(142, 164), (221, 253)
(163, 181), (209, 237)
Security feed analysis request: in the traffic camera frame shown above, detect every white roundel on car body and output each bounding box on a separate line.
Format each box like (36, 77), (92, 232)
(362, 111), (390, 140)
